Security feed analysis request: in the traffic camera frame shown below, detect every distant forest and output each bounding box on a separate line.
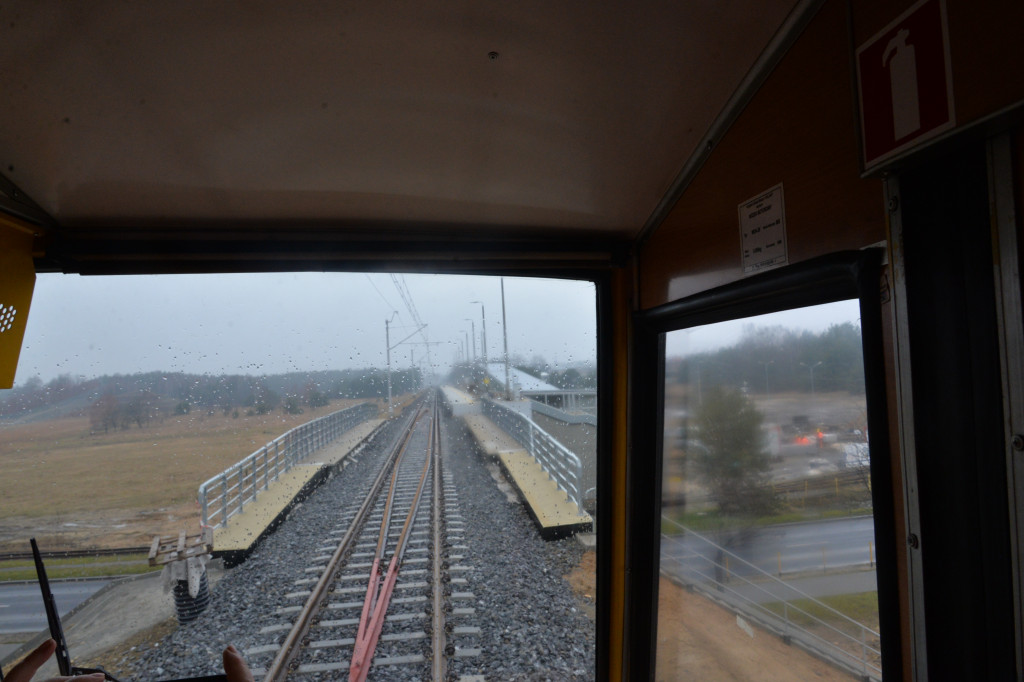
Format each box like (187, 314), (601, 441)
(0, 367), (422, 426)
(668, 322), (865, 395)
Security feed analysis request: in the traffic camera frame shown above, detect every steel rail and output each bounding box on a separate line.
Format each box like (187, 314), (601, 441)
(261, 405), (421, 682)
(349, 399), (436, 682)
(430, 399), (447, 680)
(355, 406), (426, 639)
(351, 406), (423, 671)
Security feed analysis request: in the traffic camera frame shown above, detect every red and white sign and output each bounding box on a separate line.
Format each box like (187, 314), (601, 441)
(856, 0), (955, 169)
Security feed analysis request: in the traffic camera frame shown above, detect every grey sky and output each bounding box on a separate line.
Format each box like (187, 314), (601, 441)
(14, 272), (597, 385)
(13, 275), (861, 386)
(664, 299), (863, 357)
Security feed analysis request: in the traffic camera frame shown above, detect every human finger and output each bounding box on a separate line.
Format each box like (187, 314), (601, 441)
(222, 645), (254, 682)
(4, 639), (57, 682)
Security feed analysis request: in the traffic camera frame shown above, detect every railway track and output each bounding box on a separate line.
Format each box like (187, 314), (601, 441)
(248, 393), (481, 681)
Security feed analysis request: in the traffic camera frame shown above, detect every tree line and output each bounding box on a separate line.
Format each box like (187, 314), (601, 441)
(670, 322), (865, 395)
(1, 367), (422, 426)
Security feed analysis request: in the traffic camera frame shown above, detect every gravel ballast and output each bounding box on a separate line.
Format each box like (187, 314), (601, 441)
(126, 402), (595, 681)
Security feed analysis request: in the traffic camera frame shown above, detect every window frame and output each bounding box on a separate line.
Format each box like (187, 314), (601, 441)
(625, 249), (902, 679)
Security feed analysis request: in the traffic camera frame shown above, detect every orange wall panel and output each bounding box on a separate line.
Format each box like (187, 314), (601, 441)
(639, 0), (885, 309)
(640, 0), (1024, 310)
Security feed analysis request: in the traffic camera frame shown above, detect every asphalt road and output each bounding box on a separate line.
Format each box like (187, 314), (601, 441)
(662, 515), (876, 588)
(0, 580), (110, 635)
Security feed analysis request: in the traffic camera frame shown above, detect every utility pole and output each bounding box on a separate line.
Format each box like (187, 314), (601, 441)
(385, 316), (427, 415)
(470, 301), (487, 366)
(475, 303), (487, 366)
(403, 339), (443, 383)
(464, 318), (476, 362)
(501, 278), (511, 400)
(385, 314), (395, 414)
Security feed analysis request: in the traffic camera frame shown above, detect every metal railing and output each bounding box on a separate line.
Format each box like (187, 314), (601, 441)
(661, 517), (881, 681)
(198, 402), (377, 528)
(529, 400), (597, 426)
(482, 398), (584, 510)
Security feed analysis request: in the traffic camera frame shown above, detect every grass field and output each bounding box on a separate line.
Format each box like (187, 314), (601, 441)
(0, 553), (159, 581)
(763, 591), (880, 630)
(0, 399), (377, 551)
(762, 590), (881, 667)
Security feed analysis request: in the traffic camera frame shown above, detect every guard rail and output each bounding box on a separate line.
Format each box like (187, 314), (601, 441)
(661, 517), (881, 681)
(198, 402), (377, 528)
(482, 398), (583, 509)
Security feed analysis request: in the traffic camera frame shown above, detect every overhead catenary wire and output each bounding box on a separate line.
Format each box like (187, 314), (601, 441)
(390, 274), (436, 375)
(365, 273), (398, 313)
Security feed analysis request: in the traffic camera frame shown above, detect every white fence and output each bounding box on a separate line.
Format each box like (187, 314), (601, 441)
(198, 402), (377, 528)
(482, 398), (584, 510)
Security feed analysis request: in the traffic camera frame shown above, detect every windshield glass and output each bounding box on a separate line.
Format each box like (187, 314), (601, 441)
(0, 272), (597, 681)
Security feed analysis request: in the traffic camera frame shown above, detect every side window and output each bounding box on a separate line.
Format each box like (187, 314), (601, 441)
(657, 300), (882, 681)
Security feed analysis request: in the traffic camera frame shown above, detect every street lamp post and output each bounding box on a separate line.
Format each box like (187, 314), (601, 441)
(760, 360), (774, 396)
(800, 360), (823, 396)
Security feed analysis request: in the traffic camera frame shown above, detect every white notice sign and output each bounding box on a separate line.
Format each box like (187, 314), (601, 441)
(738, 184), (787, 274)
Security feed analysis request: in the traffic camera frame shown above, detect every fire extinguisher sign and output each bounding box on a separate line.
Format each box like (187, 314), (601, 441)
(856, 0), (954, 170)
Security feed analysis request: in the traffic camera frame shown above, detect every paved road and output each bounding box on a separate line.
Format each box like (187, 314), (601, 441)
(663, 515), (876, 578)
(0, 580), (110, 635)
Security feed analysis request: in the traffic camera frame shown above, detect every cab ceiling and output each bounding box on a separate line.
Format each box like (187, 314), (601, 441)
(0, 1), (802, 269)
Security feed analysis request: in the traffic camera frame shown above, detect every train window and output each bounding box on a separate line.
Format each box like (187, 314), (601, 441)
(657, 299), (881, 681)
(0, 272), (597, 680)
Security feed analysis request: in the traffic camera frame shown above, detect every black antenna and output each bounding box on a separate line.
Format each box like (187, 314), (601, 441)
(26, 538), (225, 682)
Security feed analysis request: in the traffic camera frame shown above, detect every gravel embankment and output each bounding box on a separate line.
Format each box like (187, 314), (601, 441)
(441, 414), (594, 681)
(128, 404), (595, 680)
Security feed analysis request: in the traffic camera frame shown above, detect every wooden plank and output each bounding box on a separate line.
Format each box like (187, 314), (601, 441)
(148, 536), (161, 561)
(177, 529), (186, 554)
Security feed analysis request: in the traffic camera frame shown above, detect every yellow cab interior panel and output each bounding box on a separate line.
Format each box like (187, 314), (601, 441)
(1, 0), (1022, 679)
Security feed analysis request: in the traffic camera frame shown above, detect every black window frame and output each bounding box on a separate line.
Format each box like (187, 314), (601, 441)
(625, 249), (902, 680)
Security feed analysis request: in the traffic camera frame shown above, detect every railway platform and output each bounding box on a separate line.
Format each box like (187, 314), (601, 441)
(213, 419), (384, 565)
(462, 413), (592, 539)
(439, 384), (480, 415)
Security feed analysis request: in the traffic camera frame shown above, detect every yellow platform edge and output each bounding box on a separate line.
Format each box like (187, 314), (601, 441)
(212, 464), (325, 553)
(440, 385), (476, 406)
(462, 414), (592, 540)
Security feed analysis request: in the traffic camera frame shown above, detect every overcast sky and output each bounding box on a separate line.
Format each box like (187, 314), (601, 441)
(14, 273), (597, 385)
(12, 273), (861, 387)
(664, 298), (862, 357)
